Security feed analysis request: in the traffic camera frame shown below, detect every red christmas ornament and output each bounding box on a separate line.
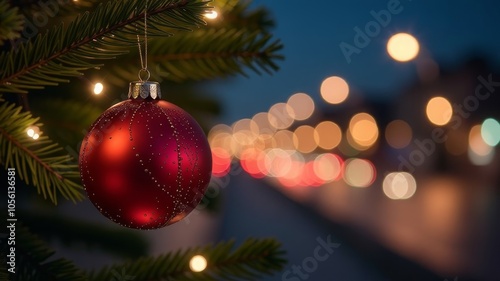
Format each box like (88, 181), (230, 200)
(79, 81), (212, 229)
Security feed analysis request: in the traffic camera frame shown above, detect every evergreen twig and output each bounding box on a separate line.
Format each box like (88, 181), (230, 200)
(0, 0), (209, 93)
(0, 100), (84, 204)
(88, 238), (286, 281)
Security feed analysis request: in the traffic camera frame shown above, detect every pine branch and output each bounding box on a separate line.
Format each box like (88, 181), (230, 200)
(88, 238), (286, 281)
(152, 29), (283, 79)
(0, 99), (84, 204)
(0, 0), (210, 93)
(0, 0), (24, 45)
(0, 223), (87, 281)
(107, 28), (283, 83)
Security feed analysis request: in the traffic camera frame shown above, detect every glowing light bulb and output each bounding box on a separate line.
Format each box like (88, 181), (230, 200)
(204, 10), (218, 19)
(27, 126), (41, 139)
(93, 83), (104, 95)
(189, 255), (208, 272)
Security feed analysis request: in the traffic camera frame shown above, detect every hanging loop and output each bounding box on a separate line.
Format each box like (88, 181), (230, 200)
(138, 68), (151, 82)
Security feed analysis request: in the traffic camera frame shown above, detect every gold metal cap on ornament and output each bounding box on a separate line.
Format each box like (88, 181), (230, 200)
(128, 81), (161, 100)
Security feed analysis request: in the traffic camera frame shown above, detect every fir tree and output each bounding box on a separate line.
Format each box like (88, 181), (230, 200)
(0, 0), (285, 280)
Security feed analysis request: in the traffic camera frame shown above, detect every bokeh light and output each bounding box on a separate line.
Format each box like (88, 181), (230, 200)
(273, 130), (295, 150)
(240, 148), (266, 178)
(287, 93), (315, 121)
(343, 158), (376, 188)
(232, 118), (258, 146)
(385, 120), (413, 149)
(383, 172), (417, 200)
(211, 147), (231, 177)
(189, 255), (208, 272)
(301, 161), (325, 187)
(293, 125), (319, 154)
(252, 112), (275, 135)
(313, 153), (343, 182)
(268, 103), (295, 130)
(426, 96), (452, 126)
(320, 76), (349, 104)
(481, 118), (500, 146)
(93, 82), (103, 95)
(314, 121), (342, 150)
(387, 33), (420, 62)
(278, 155), (305, 188)
(469, 124), (494, 166)
(264, 149), (294, 178)
(348, 113), (379, 149)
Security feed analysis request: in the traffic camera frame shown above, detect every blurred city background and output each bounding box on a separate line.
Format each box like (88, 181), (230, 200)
(204, 1), (500, 280)
(6, 0), (500, 280)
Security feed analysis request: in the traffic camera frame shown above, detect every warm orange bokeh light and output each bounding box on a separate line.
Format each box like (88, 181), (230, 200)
(293, 125), (319, 153)
(272, 130), (295, 150)
(268, 103), (295, 130)
(348, 113), (378, 149)
(320, 76), (349, 104)
(468, 124), (494, 166)
(252, 112), (275, 135)
(232, 118), (258, 146)
(287, 93), (315, 121)
(426, 96), (452, 126)
(387, 33), (420, 62)
(315, 121), (342, 150)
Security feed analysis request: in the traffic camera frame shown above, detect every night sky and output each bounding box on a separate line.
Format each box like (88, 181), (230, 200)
(209, 0), (500, 123)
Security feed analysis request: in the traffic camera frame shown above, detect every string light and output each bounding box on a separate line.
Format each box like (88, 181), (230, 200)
(189, 255), (208, 272)
(204, 10), (218, 19)
(26, 126), (41, 140)
(93, 82), (104, 95)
